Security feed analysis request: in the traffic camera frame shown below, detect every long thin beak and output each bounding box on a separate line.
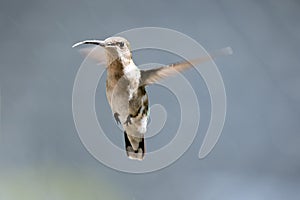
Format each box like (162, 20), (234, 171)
(72, 40), (105, 48)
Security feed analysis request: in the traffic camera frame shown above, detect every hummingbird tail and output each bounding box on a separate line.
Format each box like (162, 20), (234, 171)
(124, 131), (145, 160)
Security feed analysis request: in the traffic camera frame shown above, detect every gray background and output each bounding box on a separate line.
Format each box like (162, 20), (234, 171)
(0, 0), (300, 199)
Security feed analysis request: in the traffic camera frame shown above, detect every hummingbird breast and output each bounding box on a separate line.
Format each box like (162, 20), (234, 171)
(105, 59), (146, 128)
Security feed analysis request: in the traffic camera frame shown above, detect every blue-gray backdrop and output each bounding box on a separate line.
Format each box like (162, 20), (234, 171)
(0, 0), (299, 199)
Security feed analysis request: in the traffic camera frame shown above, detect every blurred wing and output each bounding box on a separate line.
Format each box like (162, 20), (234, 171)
(140, 47), (233, 86)
(77, 46), (106, 66)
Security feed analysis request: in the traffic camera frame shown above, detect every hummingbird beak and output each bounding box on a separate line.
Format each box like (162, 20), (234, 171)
(72, 40), (106, 48)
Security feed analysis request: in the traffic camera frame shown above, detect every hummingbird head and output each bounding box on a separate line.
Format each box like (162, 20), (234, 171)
(73, 37), (132, 65)
(103, 37), (132, 64)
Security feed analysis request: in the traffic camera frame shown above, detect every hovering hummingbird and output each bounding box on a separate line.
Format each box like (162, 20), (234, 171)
(73, 37), (231, 160)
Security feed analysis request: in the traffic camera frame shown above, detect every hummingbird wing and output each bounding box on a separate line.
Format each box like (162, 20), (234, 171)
(140, 47), (232, 86)
(77, 46), (106, 65)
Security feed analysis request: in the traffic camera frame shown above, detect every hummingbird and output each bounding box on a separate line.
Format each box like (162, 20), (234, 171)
(72, 37), (232, 160)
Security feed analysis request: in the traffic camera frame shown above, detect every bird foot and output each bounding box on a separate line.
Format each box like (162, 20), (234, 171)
(114, 112), (121, 125)
(124, 115), (132, 126)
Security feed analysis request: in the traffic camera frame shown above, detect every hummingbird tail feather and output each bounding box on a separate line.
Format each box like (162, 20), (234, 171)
(124, 131), (145, 160)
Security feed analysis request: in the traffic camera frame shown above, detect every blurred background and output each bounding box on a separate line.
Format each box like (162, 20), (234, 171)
(0, 0), (300, 199)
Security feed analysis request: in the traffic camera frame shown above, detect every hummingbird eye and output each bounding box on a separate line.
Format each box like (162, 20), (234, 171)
(118, 42), (124, 48)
